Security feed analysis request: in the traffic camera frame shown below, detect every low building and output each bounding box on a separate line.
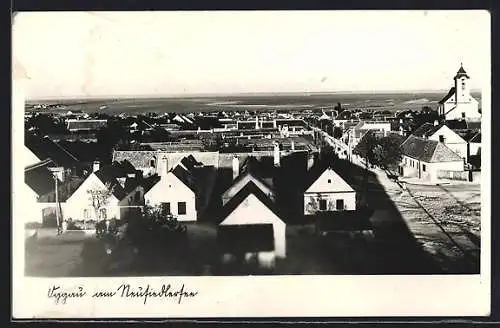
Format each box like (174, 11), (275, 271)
(144, 156), (200, 221)
(399, 135), (464, 181)
(217, 180), (286, 264)
(66, 119), (108, 132)
(64, 161), (144, 222)
(303, 164), (357, 215)
(412, 122), (468, 161)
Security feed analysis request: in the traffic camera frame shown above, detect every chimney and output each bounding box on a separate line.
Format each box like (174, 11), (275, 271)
(291, 140), (295, 151)
(232, 156), (240, 180)
(255, 116), (259, 129)
(160, 156), (168, 177)
(434, 120), (439, 126)
(117, 177), (126, 188)
(307, 152), (315, 170)
(93, 160), (100, 172)
(273, 142), (281, 167)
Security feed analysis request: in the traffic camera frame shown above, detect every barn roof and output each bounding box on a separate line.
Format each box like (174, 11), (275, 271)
(401, 135), (463, 163)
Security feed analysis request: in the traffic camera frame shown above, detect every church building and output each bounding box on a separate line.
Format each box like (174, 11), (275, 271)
(437, 64), (481, 122)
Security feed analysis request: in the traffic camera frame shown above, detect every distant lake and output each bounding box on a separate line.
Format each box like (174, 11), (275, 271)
(25, 92), (482, 115)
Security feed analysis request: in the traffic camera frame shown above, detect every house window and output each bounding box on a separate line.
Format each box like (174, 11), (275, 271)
(161, 202), (171, 215)
(134, 191), (140, 202)
(178, 202), (187, 215)
(319, 199), (327, 211)
(462, 112), (466, 118)
(422, 164), (426, 172)
(336, 199), (345, 211)
(83, 209), (90, 219)
(99, 208), (107, 220)
(439, 135), (445, 143)
(327, 179), (331, 183)
(150, 158), (156, 168)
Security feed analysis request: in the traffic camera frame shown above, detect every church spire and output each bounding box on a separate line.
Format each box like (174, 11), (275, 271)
(454, 62), (469, 80)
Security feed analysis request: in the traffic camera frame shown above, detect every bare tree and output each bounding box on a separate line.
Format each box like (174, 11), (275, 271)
(87, 182), (115, 221)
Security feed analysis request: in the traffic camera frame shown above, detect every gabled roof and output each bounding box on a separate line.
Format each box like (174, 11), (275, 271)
(401, 135), (463, 162)
(453, 129), (479, 142)
(170, 164), (197, 192)
(93, 162), (141, 200)
(304, 163), (355, 194)
(239, 156), (275, 184)
(470, 132), (481, 143)
(25, 159), (59, 196)
(25, 134), (79, 167)
(180, 155), (201, 171)
(438, 87), (456, 104)
(412, 123), (438, 138)
(445, 119), (468, 130)
(466, 121), (481, 131)
(217, 223), (274, 253)
(141, 174), (161, 193)
(217, 180), (281, 224)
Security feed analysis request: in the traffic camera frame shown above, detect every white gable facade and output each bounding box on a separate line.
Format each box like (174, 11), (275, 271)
(304, 168), (356, 215)
(427, 125), (468, 161)
(222, 174), (275, 206)
(220, 193), (286, 258)
(144, 172), (197, 221)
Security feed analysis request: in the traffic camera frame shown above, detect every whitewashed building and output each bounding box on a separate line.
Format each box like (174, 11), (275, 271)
(412, 122), (468, 161)
(437, 64), (481, 121)
(303, 166), (357, 215)
(218, 181), (287, 264)
(399, 135), (464, 181)
(144, 156), (199, 222)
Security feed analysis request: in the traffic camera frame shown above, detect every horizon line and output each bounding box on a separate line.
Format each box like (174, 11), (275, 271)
(25, 89), (482, 102)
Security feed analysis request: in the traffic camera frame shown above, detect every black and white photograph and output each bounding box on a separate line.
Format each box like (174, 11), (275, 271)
(12, 10), (490, 318)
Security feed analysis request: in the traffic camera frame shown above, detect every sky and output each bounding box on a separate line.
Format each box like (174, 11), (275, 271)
(12, 11), (490, 99)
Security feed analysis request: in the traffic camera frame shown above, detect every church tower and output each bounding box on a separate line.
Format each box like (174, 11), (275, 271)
(454, 63), (471, 104)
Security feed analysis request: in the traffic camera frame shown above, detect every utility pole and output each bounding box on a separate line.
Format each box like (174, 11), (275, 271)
(54, 174), (61, 235)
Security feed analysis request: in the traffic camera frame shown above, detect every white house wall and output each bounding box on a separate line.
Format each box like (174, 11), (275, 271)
(303, 191), (356, 215)
(64, 173), (121, 221)
(220, 193), (286, 258)
(470, 142), (481, 156)
(306, 168), (354, 194)
(428, 126), (468, 160)
(400, 155), (464, 181)
(144, 173), (197, 221)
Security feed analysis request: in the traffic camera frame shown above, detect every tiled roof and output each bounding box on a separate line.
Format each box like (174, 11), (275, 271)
(113, 150), (158, 168)
(25, 159), (59, 196)
(401, 135), (463, 162)
(25, 134), (79, 167)
(94, 162), (141, 200)
(412, 123), (439, 138)
(439, 87), (456, 104)
(217, 223), (274, 253)
(217, 180), (282, 225)
(453, 129), (479, 142)
(445, 120), (468, 130)
(466, 121), (481, 130)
